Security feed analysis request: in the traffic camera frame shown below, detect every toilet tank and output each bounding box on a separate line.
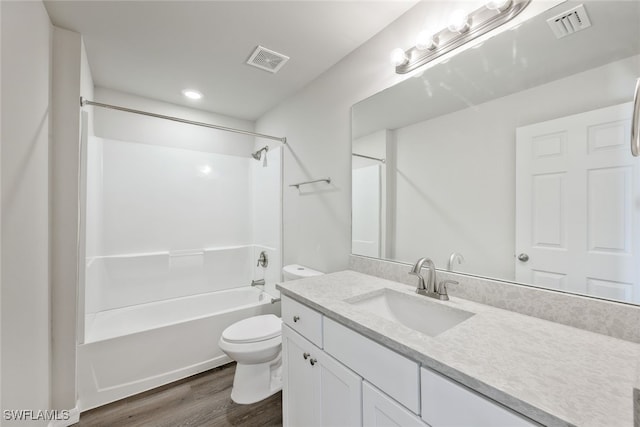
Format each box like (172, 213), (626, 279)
(282, 264), (324, 281)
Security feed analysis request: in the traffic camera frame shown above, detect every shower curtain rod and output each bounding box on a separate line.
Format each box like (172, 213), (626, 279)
(352, 153), (386, 163)
(79, 97), (287, 144)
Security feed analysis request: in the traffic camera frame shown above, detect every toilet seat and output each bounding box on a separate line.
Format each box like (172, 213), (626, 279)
(222, 314), (281, 344)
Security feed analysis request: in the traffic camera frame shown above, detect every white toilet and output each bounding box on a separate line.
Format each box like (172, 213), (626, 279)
(282, 264), (324, 281)
(218, 264), (323, 404)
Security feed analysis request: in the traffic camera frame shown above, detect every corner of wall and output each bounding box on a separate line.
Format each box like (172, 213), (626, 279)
(51, 24), (84, 411)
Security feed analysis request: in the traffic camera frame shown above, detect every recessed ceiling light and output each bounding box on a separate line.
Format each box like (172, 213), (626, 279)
(182, 89), (202, 100)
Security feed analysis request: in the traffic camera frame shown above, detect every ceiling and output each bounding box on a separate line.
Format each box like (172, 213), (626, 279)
(44, 0), (418, 121)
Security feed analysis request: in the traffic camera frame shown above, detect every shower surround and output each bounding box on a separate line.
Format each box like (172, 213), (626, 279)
(79, 100), (282, 408)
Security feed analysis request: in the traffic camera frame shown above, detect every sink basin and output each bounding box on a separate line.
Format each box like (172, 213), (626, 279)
(347, 288), (474, 337)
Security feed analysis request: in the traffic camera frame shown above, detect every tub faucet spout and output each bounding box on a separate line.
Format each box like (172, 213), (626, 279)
(251, 279), (265, 287)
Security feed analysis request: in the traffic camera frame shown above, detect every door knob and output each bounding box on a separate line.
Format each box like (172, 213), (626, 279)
(517, 253), (529, 262)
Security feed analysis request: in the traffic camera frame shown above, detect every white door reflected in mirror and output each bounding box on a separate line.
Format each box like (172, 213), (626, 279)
(515, 103), (640, 303)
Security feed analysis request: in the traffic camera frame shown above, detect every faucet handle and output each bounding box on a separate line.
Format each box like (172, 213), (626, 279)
(437, 280), (458, 301)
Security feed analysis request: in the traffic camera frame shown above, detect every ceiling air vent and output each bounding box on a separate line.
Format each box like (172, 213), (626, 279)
(547, 4), (592, 39)
(246, 45), (290, 73)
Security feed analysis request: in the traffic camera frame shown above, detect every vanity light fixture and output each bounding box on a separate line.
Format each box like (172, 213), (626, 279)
(415, 31), (438, 51)
(447, 10), (471, 33)
(392, 0), (531, 74)
(389, 48), (409, 66)
(182, 89), (203, 100)
(486, 0), (513, 12)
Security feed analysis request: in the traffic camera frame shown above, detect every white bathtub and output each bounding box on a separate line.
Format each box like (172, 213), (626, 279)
(78, 286), (280, 411)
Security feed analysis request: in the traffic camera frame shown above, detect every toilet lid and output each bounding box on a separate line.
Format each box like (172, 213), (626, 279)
(222, 314), (282, 344)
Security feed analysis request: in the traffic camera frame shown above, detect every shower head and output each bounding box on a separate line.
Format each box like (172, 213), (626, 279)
(251, 146), (269, 165)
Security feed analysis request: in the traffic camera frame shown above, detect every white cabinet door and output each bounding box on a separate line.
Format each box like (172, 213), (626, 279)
(282, 325), (363, 427)
(363, 382), (427, 427)
(317, 346), (363, 427)
(283, 325), (319, 427)
(516, 102), (640, 303)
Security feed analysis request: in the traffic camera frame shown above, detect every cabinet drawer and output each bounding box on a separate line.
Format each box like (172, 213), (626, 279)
(421, 368), (538, 427)
(363, 382), (428, 427)
(323, 317), (420, 414)
(281, 295), (323, 347)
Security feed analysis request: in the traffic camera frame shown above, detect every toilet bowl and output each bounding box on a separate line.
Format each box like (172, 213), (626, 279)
(219, 264), (324, 404)
(218, 314), (283, 404)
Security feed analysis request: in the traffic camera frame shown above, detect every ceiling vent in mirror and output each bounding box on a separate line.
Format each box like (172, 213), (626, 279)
(246, 45), (289, 73)
(547, 4), (592, 39)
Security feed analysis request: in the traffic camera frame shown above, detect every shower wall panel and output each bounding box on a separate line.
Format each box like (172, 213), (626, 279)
(85, 136), (262, 310)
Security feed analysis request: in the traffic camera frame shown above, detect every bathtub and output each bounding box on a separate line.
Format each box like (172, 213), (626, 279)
(77, 286), (280, 411)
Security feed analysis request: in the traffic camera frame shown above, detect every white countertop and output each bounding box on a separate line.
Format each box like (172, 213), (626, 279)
(277, 270), (640, 427)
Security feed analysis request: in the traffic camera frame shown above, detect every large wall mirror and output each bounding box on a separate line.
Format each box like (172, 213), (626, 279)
(351, 1), (640, 305)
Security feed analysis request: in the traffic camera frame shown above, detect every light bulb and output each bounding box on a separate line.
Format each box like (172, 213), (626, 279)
(485, 0), (512, 12)
(448, 9), (470, 33)
(415, 31), (438, 50)
(197, 164), (213, 178)
(390, 48), (408, 67)
(182, 89), (203, 100)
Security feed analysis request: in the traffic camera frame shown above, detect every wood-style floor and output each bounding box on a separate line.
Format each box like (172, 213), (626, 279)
(75, 363), (282, 427)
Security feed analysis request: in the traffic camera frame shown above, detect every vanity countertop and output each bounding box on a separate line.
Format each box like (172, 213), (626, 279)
(276, 270), (640, 427)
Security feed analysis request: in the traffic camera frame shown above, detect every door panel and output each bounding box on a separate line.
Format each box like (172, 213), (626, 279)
(516, 102), (640, 303)
(318, 350), (362, 427)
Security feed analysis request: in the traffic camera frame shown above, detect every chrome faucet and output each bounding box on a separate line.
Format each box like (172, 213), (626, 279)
(409, 257), (437, 296)
(251, 279), (265, 287)
(447, 252), (465, 272)
(409, 257), (455, 301)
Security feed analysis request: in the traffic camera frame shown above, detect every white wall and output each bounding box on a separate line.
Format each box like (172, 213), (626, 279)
(391, 54), (640, 280)
(93, 87), (255, 156)
(95, 138), (253, 254)
(255, 0), (561, 274)
(1, 1), (52, 424)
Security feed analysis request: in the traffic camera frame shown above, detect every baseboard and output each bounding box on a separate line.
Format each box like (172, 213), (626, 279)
(47, 406), (79, 427)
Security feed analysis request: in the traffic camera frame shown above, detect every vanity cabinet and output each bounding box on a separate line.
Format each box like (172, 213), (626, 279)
(282, 324), (362, 427)
(281, 295), (538, 427)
